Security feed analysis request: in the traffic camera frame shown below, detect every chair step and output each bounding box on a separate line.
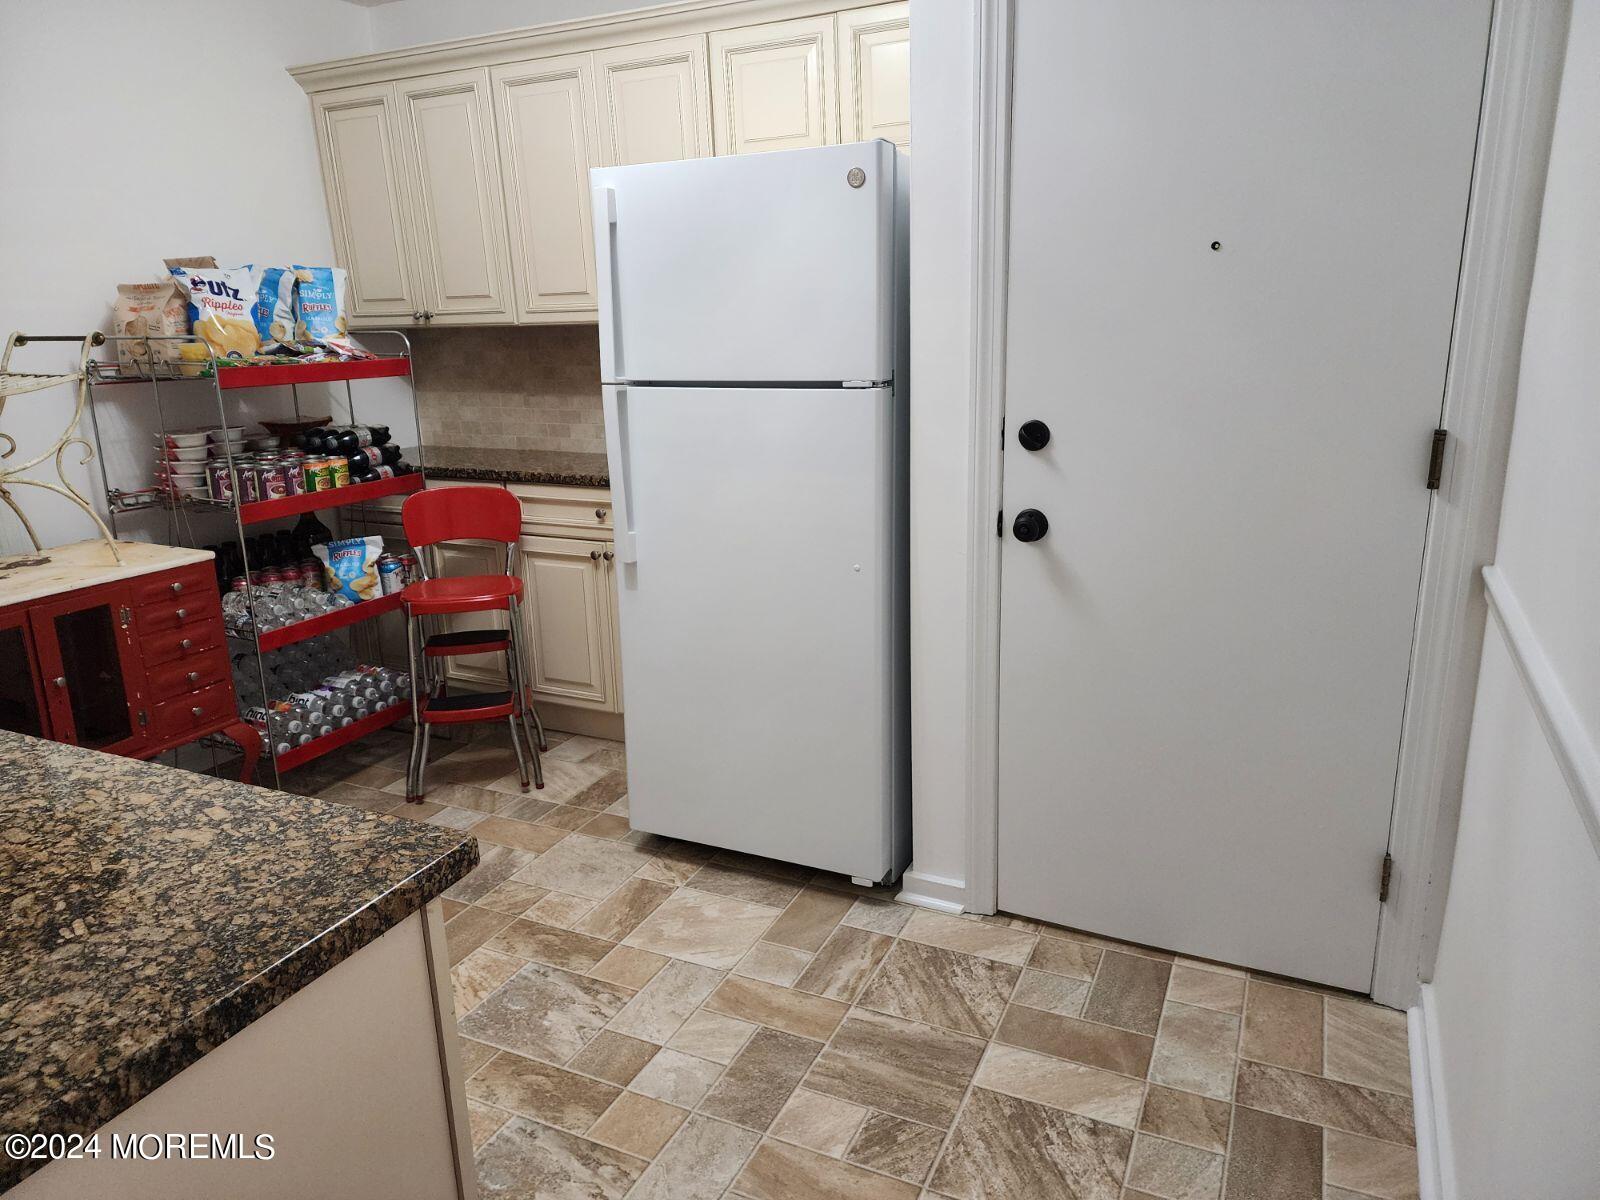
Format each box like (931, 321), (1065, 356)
(425, 627), (510, 655)
(421, 690), (516, 724)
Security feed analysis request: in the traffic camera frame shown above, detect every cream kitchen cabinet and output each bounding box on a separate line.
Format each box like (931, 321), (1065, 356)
(592, 35), (714, 166)
(708, 15), (838, 155)
(517, 535), (621, 711)
(837, 3), (910, 148)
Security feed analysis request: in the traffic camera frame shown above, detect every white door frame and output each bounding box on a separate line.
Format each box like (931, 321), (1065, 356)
(960, 0), (1569, 1007)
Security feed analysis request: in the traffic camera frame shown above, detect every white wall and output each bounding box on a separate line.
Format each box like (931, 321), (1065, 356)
(0, 0), (377, 554)
(364, 0), (654, 50)
(1422, 2), (1600, 1194)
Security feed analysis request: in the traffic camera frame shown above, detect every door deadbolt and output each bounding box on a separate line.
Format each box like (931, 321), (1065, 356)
(1017, 420), (1051, 451)
(1012, 509), (1049, 542)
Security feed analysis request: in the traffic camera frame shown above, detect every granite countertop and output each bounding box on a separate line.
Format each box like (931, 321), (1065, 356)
(0, 734), (477, 1189)
(422, 445), (609, 488)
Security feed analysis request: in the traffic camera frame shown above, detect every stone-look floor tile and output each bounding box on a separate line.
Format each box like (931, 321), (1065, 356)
(460, 1036), (499, 1077)
(460, 962), (634, 1065)
(704, 975), (849, 1042)
(794, 925), (895, 1003)
(624, 888), (781, 969)
(769, 1088), (869, 1157)
(1172, 956), (1248, 979)
(711, 848), (815, 882)
(466, 1051), (621, 1133)
(440, 897), (466, 921)
(474, 814), (571, 854)
(687, 861), (806, 908)
(735, 1137), (922, 1200)
(537, 803), (603, 831)
(587, 1090), (688, 1160)
(1037, 926), (1175, 963)
(1241, 979), (1324, 1074)
(477, 879), (551, 917)
(395, 801), (446, 825)
(1219, 1104), (1322, 1200)
(488, 756), (608, 801)
(524, 890), (599, 929)
(995, 1004), (1155, 1078)
(628, 1113), (760, 1200)
(1166, 964), (1246, 1015)
(607, 958), (725, 1044)
(701, 1026), (824, 1131)
(588, 943), (669, 991)
(1012, 968), (1090, 1017)
(574, 877), (675, 942)
(486, 919), (615, 972)
(517, 834), (650, 900)
(627, 1046), (725, 1108)
(637, 846), (712, 887)
(928, 1086), (1133, 1200)
(467, 1098), (511, 1150)
(429, 806), (489, 831)
(1323, 1129), (1420, 1200)
(1028, 935), (1103, 982)
(805, 1009), (987, 1128)
(446, 843), (535, 903)
(668, 1009), (757, 1065)
(569, 770), (630, 810)
(475, 1115), (646, 1199)
(1138, 1085), (1231, 1154)
(445, 905), (516, 966)
(1148, 1002), (1240, 1101)
(453, 947), (525, 1015)
(547, 734), (619, 762)
(845, 1113), (945, 1185)
(973, 1043), (1145, 1129)
(857, 939), (1021, 1038)
(1324, 998), (1412, 1096)
(900, 909), (1036, 966)
(763, 887), (856, 952)
(318, 781), (402, 812)
(1235, 1061), (1415, 1147)
(735, 941), (815, 987)
(411, 781), (525, 812)
(1123, 1133), (1223, 1200)
(567, 1029), (660, 1086)
(425, 745), (524, 788)
(842, 895), (915, 935)
(588, 746), (627, 772)
(1082, 951), (1173, 1035)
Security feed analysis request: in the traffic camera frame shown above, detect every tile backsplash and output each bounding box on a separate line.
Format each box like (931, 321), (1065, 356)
(409, 325), (604, 454)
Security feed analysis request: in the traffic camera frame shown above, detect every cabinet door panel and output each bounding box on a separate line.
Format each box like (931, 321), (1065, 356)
(593, 36), (713, 166)
(434, 541), (511, 690)
(492, 54), (602, 318)
(838, 3), (911, 148)
(519, 536), (613, 709)
(29, 587), (147, 755)
(312, 83), (419, 320)
(709, 16), (837, 155)
(0, 609), (48, 738)
(396, 69), (514, 322)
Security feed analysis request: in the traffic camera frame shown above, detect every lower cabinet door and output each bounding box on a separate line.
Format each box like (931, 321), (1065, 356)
(0, 608), (49, 738)
(434, 540), (512, 691)
(29, 586), (148, 755)
(518, 535), (616, 710)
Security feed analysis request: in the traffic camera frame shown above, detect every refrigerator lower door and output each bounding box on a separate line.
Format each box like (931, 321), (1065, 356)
(607, 384), (901, 881)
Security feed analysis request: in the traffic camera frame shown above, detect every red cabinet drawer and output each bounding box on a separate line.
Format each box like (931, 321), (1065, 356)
(144, 616), (225, 666)
(129, 562), (216, 608)
(137, 597), (220, 635)
(145, 649), (231, 702)
(150, 683), (233, 743)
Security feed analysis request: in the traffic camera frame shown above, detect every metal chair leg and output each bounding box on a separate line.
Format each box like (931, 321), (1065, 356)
(405, 608), (425, 802)
(416, 723), (433, 798)
(508, 714), (531, 792)
(506, 600), (543, 789)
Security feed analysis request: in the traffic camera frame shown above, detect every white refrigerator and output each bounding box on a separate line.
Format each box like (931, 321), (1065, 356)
(590, 141), (909, 884)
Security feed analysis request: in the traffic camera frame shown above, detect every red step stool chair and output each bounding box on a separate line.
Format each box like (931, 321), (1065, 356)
(399, 485), (545, 802)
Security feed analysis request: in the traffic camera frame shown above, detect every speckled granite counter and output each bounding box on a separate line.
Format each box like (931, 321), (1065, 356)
(421, 445), (609, 487)
(0, 733), (476, 1190)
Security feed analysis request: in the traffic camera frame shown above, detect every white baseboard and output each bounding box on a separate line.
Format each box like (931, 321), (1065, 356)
(896, 869), (967, 913)
(1410, 986), (1453, 1200)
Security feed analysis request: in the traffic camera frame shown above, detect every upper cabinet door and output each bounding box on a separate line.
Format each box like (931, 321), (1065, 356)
(837, 3), (910, 149)
(593, 36), (713, 167)
(492, 53), (602, 319)
(395, 69), (514, 323)
(708, 16), (838, 155)
(311, 83), (419, 321)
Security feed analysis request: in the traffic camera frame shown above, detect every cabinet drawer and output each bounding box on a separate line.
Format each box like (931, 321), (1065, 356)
(508, 484), (612, 538)
(145, 649), (231, 702)
(150, 683), (234, 743)
(144, 616), (225, 666)
(137, 596), (221, 634)
(129, 562), (216, 608)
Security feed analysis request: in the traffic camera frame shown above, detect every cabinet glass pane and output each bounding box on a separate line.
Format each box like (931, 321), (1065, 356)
(53, 606), (131, 748)
(0, 626), (44, 737)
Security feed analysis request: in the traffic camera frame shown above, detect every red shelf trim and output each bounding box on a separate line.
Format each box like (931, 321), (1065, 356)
(275, 701), (407, 772)
(238, 472), (423, 525)
(217, 357), (411, 390)
(255, 591), (405, 653)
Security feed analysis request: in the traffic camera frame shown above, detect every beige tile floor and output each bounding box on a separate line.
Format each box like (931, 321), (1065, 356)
(292, 728), (1420, 1200)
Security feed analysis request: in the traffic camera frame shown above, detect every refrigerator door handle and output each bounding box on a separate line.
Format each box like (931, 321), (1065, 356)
(603, 384), (638, 563)
(592, 184), (622, 381)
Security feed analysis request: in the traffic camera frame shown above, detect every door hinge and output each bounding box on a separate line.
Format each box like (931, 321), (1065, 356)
(137, 709), (149, 728)
(1378, 852), (1394, 903)
(1426, 429), (1447, 490)
(119, 605), (132, 629)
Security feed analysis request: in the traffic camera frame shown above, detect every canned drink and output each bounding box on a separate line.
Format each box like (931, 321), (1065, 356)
(377, 554), (406, 595)
(280, 453), (307, 496)
(234, 459), (260, 504)
(208, 460), (234, 503)
(304, 457), (332, 492)
(230, 575), (249, 592)
(256, 459), (288, 500)
(396, 551), (417, 584)
(280, 564), (303, 586)
(258, 569), (283, 585)
(330, 457), (351, 488)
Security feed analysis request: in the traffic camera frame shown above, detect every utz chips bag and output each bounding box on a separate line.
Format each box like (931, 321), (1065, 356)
(293, 266), (369, 358)
(253, 267), (300, 352)
(172, 266), (263, 359)
(313, 535), (384, 603)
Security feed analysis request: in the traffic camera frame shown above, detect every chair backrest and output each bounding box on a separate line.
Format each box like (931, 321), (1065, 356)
(402, 486), (522, 550)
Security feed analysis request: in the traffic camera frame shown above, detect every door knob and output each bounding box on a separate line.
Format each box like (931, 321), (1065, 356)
(1017, 420), (1051, 451)
(1012, 509), (1049, 542)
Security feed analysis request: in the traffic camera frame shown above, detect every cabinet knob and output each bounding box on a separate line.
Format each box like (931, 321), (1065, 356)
(175, 607), (188, 619)
(179, 638), (193, 650)
(589, 549), (602, 560)
(412, 311), (425, 322)
(603, 550), (614, 561)
(52, 675), (66, 689)
(191, 706), (204, 718)
(186, 671), (200, 683)
(170, 581), (184, 594)
(595, 508), (606, 520)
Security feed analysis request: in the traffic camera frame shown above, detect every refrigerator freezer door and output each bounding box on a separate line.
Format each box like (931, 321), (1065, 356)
(592, 141), (898, 385)
(607, 384), (899, 880)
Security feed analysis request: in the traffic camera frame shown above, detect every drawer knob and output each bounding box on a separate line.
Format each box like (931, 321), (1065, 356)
(595, 508), (606, 520)
(590, 549), (601, 560)
(175, 607), (188, 619)
(191, 706), (204, 718)
(186, 671), (200, 683)
(603, 550), (614, 561)
(52, 675), (66, 689)
(179, 638), (192, 650)
(170, 581), (184, 594)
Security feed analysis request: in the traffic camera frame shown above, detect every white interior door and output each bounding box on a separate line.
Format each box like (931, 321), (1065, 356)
(997, 0), (1491, 990)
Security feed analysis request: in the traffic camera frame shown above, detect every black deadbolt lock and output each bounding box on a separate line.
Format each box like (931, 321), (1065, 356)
(1012, 509), (1049, 542)
(1017, 420), (1051, 451)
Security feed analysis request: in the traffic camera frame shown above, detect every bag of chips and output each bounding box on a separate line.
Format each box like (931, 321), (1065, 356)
(313, 535), (384, 603)
(111, 280), (189, 375)
(253, 267), (300, 353)
(172, 265), (264, 359)
(293, 266), (369, 358)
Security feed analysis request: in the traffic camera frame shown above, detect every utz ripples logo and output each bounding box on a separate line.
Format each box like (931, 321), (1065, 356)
(193, 276), (245, 301)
